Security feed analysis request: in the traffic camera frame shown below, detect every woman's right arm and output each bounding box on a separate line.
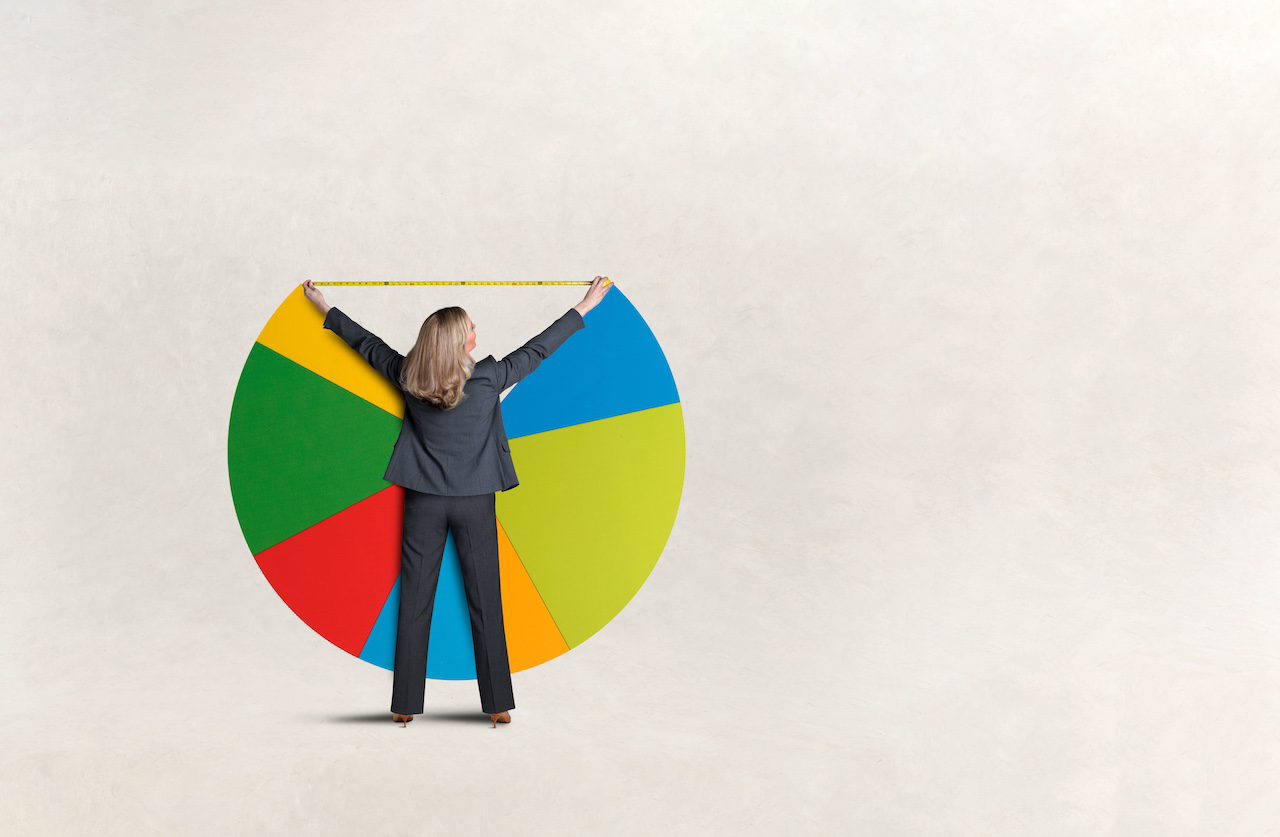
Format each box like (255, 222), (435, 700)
(494, 276), (612, 392)
(493, 308), (584, 392)
(572, 275), (613, 319)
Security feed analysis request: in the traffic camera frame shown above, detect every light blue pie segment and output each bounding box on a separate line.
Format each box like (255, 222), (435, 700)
(359, 530), (479, 680)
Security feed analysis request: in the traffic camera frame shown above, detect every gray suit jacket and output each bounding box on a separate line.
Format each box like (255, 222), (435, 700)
(322, 304), (585, 495)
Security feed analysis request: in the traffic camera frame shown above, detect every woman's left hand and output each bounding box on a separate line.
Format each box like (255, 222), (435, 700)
(302, 279), (330, 314)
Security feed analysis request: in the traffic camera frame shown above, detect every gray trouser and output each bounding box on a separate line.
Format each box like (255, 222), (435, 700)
(389, 489), (516, 716)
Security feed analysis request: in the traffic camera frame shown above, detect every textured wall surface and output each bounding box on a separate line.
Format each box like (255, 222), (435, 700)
(4, 1), (1279, 833)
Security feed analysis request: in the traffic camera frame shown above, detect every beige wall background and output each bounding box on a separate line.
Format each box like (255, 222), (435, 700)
(4, 1), (1279, 833)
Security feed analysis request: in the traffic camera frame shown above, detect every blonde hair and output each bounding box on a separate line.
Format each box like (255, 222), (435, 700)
(400, 306), (475, 410)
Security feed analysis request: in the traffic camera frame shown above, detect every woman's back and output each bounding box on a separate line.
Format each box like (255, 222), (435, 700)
(310, 277), (611, 495)
(393, 357), (509, 494)
(322, 307), (586, 495)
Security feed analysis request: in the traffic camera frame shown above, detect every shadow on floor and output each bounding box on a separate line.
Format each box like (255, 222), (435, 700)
(326, 711), (501, 725)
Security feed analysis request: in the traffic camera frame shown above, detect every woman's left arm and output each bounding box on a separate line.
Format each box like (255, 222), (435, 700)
(304, 281), (405, 386)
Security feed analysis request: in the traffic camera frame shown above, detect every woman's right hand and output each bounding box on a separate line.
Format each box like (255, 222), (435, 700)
(575, 276), (613, 316)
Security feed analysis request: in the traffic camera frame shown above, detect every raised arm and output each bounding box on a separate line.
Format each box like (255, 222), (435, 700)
(322, 306), (406, 388)
(491, 276), (613, 392)
(493, 308), (585, 392)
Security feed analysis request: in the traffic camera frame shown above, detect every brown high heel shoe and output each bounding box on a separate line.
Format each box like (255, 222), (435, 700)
(392, 713), (414, 728)
(488, 711), (511, 728)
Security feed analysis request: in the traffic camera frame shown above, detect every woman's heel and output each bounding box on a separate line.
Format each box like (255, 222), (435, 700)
(392, 713), (414, 728)
(488, 711), (511, 728)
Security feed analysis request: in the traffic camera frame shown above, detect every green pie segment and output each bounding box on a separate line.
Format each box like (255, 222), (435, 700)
(229, 343), (401, 554)
(496, 402), (685, 649)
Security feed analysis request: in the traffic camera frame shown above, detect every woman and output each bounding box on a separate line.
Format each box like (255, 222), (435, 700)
(302, 276), (613, 729)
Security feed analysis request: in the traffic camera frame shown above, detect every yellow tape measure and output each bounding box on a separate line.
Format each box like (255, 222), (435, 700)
(311, 280), (610, 286)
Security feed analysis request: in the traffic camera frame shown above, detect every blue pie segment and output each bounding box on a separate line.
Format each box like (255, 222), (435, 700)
(500, 287), (680, 439)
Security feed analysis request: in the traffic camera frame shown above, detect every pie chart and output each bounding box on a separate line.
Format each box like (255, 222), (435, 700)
(227, 285), (685, 679)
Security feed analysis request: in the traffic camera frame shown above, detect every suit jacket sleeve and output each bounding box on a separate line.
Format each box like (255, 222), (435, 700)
(323, 306), (405, 387)
(493, 308), (585, 392)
